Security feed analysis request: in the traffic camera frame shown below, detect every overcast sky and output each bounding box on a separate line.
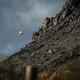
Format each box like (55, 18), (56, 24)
(0, 0), (66, 61)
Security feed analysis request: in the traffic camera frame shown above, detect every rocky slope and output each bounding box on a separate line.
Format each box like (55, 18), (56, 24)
(0, 0), (80, 80)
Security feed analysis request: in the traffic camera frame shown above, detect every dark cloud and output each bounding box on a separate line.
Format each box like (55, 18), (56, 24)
(0, 0), (66, 61)
(0, 0), (26, 6)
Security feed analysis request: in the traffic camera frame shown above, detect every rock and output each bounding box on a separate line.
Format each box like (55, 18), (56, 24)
(42, 17), (51, 29)
(48, 50), (52, 54)
(0, 0), (80, 80)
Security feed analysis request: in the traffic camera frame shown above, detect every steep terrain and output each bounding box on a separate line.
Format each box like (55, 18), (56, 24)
(0, 0), (80, 80)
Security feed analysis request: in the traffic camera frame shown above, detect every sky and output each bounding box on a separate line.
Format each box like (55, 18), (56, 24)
(0, 0), (66, 61)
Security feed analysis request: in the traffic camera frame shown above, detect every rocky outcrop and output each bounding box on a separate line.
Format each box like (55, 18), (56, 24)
(32, 0), (80, 41)
(0, 0), (80, 80)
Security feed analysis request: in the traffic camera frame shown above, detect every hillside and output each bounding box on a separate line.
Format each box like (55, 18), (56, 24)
(0, 0), (80, 80)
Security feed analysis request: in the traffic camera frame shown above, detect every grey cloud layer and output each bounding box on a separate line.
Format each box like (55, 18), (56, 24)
(0, 0), (66, 61)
